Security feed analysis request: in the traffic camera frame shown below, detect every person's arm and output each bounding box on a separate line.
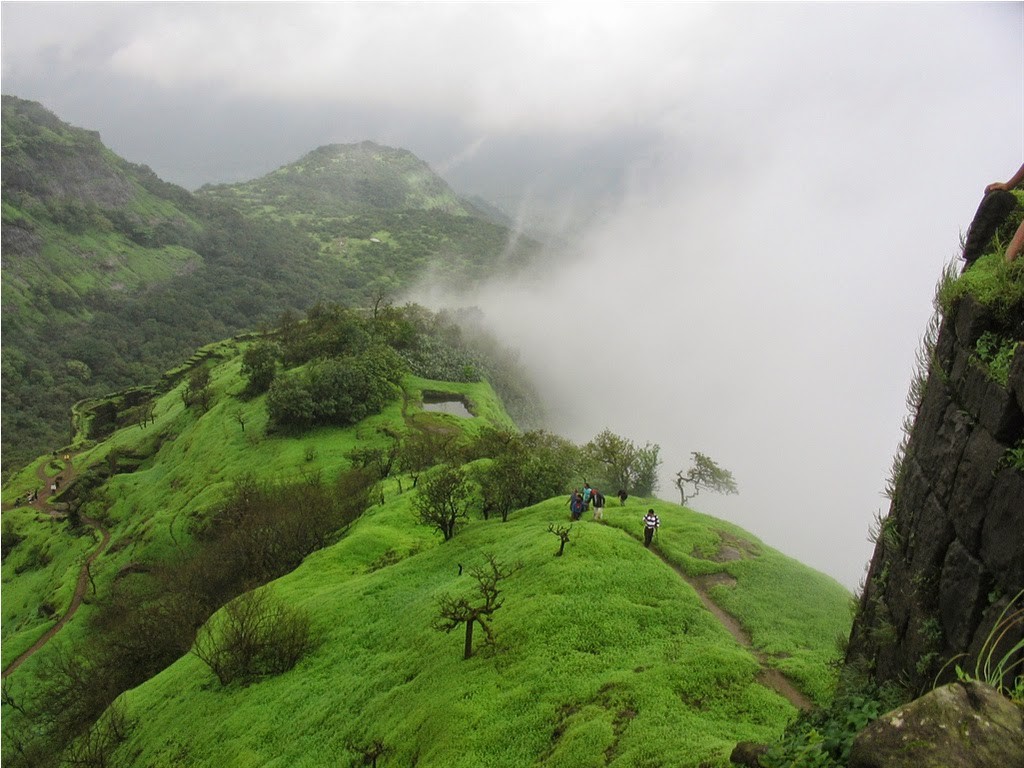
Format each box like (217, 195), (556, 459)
(986, 163), (1024, 193)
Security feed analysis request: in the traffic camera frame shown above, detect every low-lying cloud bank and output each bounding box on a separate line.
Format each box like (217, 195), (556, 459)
(413, 119), (1012, 590)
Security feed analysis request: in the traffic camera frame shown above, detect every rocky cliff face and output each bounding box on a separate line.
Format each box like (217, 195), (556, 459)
(845, 291), (1024, 695)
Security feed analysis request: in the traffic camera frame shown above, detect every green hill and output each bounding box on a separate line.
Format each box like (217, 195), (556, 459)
(0, 96), (536, 477)
(111, 499), (849, 768)
(196, 141), (539, 293)
(0, 305), (850, 767)
(197, 141), (476, 218)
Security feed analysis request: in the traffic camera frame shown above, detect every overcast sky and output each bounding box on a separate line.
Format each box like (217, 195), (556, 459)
(3, 2), (1022, 589)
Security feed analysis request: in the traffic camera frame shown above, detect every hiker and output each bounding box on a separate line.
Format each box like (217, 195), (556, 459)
(591, 488), (605, 521)
(985, 163), (1024, 264)
(568, 489), (583, 521)
(643, 509), (660, 548)
(582, 483), (592, 510)
(617, 489), (628, 506)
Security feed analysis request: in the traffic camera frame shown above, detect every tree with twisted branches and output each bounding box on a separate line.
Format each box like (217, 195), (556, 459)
(674, 452), (738, 506)
(434, 555), (521, 659)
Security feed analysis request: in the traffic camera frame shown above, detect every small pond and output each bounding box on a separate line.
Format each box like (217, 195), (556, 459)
(421, 391), (473, 418)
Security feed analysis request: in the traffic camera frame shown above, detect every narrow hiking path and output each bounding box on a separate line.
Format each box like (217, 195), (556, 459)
(2, 453), (112, 679)
(650, 546), (813, 712)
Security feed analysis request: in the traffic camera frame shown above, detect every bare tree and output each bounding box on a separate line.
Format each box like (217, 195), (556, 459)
(349, 738), (390, 768)
(434, 555), (521, 659)
(192, 588), (313, 685)
(674, 452), (738, 506)
(399, 429), (458, 489)
(547, 523), (574, 557)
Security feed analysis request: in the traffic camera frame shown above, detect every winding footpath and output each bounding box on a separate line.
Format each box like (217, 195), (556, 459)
(651, 546), (812, 712)
(2, 454), (112, 679)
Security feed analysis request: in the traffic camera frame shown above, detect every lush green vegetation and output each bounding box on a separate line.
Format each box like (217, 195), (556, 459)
(937, 189), (1024, 318)
(196, 142), (540, 295)
(759, 679), (906, 768)
(1, 97), (537, 476)
(1, 308), (850, 766)
(107, 494), (839, 768)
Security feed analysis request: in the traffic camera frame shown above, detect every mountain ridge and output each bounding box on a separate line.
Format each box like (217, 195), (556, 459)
(198, 140), (479, 219)
(0, 95), (533, 475)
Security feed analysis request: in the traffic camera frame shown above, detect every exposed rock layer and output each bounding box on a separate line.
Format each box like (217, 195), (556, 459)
(846, 294), (1024, 694)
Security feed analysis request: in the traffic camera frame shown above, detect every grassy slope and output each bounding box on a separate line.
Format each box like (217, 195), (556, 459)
(0, 343), (516, 670)
(111, 493), (849, 768)
(1, 343), (850, 767)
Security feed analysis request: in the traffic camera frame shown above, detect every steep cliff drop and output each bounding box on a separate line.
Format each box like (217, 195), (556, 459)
(846, 197), (1024, 701)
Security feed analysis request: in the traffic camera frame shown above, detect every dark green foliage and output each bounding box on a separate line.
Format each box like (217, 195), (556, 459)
(584, 429), (662, 497)
(470, 428), (583, 522)
(182, 365), (212, 411)
(415, 464), (472, 541)
(266, 347), (405, 431)
(1, 523), (25, 563)
(1, 99), (536, 478)
(346, 433), (401, 482)
(1, 468), (375, 767)
(760, 680), (905, 768)
(264, 301), (539, 436)
(195, 472), (369, 588)
(398, 428), (460, 488)
(279, 303), (371, 367)
(974, 331), (1019, 386)
(240, 340), (281, 394)
(265, 371), (317, 429)
(674, 451), (739, 506)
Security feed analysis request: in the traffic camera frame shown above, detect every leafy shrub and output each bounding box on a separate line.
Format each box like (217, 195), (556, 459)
(266, 346), (405, 431)
(240, 339), (280, 394)
(468, 428), (583, 522)
(974, 331), (1020, 386)
(1003, 440), (1024, 472)
(760, 681), (905, 768)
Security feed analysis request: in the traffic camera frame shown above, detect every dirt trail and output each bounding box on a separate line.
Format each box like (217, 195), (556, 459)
(651, 547), (813, 712)
(2, 454), (112, 679)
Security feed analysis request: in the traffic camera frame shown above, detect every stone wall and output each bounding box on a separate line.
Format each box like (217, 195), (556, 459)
(845, 294), (1024, 694)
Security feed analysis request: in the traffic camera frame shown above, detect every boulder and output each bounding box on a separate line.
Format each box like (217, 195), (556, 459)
(729, 741), (768, 767)
(849, 681), (1024, 768)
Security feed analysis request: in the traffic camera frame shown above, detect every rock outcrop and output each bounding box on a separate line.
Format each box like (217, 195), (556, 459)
(845, 292), (1024, 694)
(848, 680), (1024, 768)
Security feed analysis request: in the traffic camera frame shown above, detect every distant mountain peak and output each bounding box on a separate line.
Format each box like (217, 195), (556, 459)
(202, 140), (472, 218)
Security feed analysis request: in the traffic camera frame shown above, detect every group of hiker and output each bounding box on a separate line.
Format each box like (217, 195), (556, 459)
(566, 483), (661, 547)
(568, 484), (605, 521)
